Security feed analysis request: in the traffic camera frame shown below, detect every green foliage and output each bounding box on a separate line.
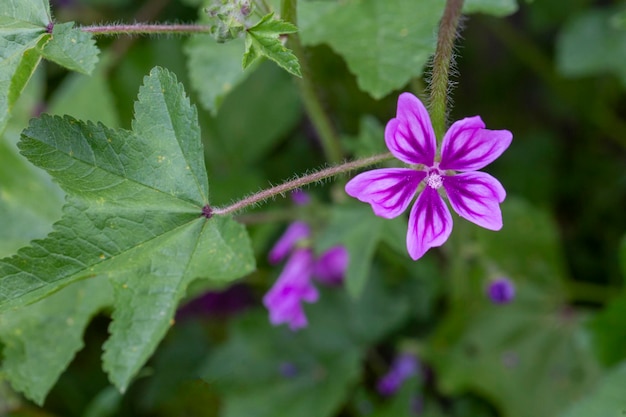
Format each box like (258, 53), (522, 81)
(463, 0), (518, 16)
(558, 362), (626, 417)
(202, 276), (410, 417)
(299, 0), (442, 99)
(315, 203), (385, 297)
(427, 199), (600, 417)
(186, 36), (253, 114)
(0, 278), (112, 404)
(0, 67), (255, 398)
(0, 0), (99, 132)
(556, 6), (626, 87)
(40, 22), (99, 74)
(243, 13), (301, 77)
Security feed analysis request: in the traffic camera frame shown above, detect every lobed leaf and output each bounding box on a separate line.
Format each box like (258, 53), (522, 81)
(243, 13), (301, 77)
(40, 22), (99, 75)
(1, 0), (99, 132)
(298, 0), (442, 99)
(0, 67), (255, 394)
(0, 278), (112, 405)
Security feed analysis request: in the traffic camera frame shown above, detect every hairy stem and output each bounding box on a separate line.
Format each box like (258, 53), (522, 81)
(280, 0), (344, 164)
(213, 153), (392, 216)
(428, 0), (464, 140)
(79, 23), (213, 36)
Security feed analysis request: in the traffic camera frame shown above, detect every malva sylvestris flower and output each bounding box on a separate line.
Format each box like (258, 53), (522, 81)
(346, 93), (512, 260)
(263, 221), (349, 330)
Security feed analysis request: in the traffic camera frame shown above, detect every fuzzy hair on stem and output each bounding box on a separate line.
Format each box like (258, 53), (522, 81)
(212, 153), (393, 216)
(427, 0), (465, 141)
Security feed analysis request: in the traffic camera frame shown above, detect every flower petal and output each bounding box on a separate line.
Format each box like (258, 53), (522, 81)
(406, 187), (453, 260)
(443, 172), (506, 230)
(268, 221), (310, 264)
(314, 245), (349, 286)
(385, 93), (436, 166)
(439, 116), (512, 171)
(345, 168), (425, 218)
(263, 249), (318, 330)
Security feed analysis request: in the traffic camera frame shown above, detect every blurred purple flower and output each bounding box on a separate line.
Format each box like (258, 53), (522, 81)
(377, 353), (420, 396)
(177, 284), (254, 320)
(345, 93), (512, 260)
(487, 277), (516, 304)
(291, 189), (311, 206)
(313, 246), (349, 286)
(268, 221), (310, 264)
(278, 362), (299, 378)
(263, 248), (318, 330)
(264, 223), (349, 330)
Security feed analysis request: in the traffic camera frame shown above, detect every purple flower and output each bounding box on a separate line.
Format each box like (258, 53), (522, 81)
(313, 246), (349, 286)
(487, 277), (516, 304)
(264, 224), (349, 330)
(263, 248), (319, 330)
(377, 353), (420, 396)
(268, 221), (310, 264)
(291, 189), (311, 206)
(345, 93), (512, 260)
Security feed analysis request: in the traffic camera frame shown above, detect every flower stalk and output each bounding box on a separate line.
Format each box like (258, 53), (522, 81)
(213, 153), (393, 216)
(79, 24), (213, 36)
(428, 0), (465, 141)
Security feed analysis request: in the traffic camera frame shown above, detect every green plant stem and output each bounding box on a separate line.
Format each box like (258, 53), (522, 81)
(213, 153), (393, 216)
(79, 23), (213, 36)
(280, 0), (344, 164)
(428, 0), (464, 140)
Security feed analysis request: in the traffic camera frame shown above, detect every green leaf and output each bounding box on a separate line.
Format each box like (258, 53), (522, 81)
(0, 134), (63, 257)
(556, 6), (626, 87)
(315, 203), (385, 298)
(0, 67), (255, 392)
(0, 0), (51, 131)
(0, 0), (51, 27)
(558, 362), (626, 417)
(0, 26), (48, 132)
(0, 278), (112, 405)
(463, 0), (518, 17)
(299, 0), (443, 99)
(243, 13), (301, 77)
(186, 36), (255, 115)
(40, 22), (99, 75)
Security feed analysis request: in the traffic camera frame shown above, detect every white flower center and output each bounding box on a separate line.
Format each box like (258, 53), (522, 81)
(426, 170), (443, 189)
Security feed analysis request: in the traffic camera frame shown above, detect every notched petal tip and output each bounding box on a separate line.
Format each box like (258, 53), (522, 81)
(440, 116), (513, 171)
(384, 93), (436, 166)
(406, 187), (453, 260)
